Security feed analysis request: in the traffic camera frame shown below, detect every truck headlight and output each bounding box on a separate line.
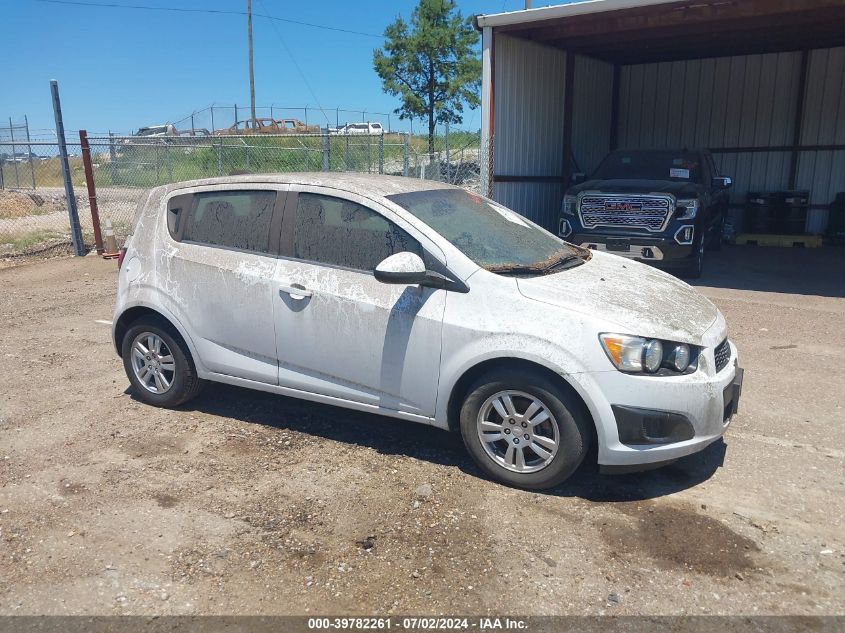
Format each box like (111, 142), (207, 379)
(562, 195), (577, 216)
(600, 334), (697, 374)
(676, 199), (699, 220)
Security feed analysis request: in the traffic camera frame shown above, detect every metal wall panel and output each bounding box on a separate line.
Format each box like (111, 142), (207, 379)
(798, 47), (845, 214)
(492, 34), (567, 227)
(618, 52), (803, 204)
(492, 182), (565, 231)
(572, 54), (614, 176)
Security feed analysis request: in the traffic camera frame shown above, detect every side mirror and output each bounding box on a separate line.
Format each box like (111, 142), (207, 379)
(712, 176), (733, 189)
(571, 172), (587, 185)
(374, 252), (469, 293)
(374, 252), (428, 285)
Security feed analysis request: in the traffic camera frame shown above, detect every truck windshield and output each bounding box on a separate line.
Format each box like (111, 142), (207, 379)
(386, 189), (584, 274)
(592, 150), (702, 183)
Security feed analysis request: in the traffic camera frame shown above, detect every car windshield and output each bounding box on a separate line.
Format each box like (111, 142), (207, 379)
(593, 150), (702, 183)
(386, 189), (584, 275)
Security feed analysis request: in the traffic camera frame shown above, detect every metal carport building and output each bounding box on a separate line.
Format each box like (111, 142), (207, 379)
(475, 0), (845, 234)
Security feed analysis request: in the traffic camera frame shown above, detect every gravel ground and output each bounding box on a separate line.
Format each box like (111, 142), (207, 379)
(0, 246), (843, 616)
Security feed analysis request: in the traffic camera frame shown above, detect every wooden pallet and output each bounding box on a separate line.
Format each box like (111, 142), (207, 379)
(734, 233), (823, 248)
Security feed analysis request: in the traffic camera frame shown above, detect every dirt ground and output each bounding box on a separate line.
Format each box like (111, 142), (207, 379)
(0, 246), (843, 616)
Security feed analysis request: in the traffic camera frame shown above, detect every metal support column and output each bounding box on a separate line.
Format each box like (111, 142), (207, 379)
(51, 79), (85, 256)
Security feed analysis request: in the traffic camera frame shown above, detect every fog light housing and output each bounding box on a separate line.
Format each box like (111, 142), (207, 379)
(559, 218), (573, 238)
(674, 225), (695, 245)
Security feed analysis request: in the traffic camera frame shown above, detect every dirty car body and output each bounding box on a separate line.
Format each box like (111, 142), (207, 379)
(113, 174), (742, 489)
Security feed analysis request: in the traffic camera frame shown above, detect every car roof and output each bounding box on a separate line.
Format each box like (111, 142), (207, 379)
(161, 173), (457, 198)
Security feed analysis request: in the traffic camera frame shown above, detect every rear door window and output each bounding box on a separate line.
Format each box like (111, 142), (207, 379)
(291, 193), (422, 271)
(181, 190), (277, 253)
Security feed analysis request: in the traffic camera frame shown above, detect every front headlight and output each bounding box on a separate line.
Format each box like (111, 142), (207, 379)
(562, 194), (577, 216)
(599, 334), (697, 374)
(676, 199), (699, 220)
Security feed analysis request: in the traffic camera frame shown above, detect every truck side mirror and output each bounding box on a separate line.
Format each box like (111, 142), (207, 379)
(571, 173), (587, 185)
(712, 176), (733, 189)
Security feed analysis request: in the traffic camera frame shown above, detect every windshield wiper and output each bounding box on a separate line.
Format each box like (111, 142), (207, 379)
(489, 252), (586, 276)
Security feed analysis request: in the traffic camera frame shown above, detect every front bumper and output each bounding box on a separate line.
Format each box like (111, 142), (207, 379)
(569, 230), (696, 267)
(560, 215), (698, 267)
(571, 342), (742, 468)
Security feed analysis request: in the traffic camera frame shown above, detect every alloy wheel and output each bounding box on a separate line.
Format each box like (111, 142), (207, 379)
(476, 390), (560, 473)
(130, 332), (176, 394)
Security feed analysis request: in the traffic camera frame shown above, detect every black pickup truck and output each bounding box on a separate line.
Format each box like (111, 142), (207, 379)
(559, 149), (732, 278)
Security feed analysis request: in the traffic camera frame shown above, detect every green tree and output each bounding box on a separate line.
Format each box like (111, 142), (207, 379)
(373, 0), (481, 157)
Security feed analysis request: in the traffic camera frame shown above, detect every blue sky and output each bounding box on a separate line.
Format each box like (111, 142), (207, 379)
(2, 0), (538, 136)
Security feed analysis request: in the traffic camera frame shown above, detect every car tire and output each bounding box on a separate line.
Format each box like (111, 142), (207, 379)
(459, 368), (591, 490)
(681, 234), (705, 279)
(121, 315), (204, 408)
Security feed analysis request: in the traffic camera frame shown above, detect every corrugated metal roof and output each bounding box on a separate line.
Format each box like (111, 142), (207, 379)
(476, 0), (681, 29)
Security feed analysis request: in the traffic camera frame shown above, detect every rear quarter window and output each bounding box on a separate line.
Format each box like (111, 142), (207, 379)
(173, 190), (277, 254)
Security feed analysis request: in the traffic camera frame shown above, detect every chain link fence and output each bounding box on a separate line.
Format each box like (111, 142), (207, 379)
(0, 128), (483, 260)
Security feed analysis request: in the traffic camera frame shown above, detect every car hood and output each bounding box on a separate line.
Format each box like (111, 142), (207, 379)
(515, 251), (719, 343)
(568, 179), (704, 197)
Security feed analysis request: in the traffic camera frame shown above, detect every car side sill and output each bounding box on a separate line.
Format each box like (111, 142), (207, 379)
(202, 372), (443, 429)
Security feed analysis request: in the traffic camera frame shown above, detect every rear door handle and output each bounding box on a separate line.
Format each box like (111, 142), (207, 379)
(279, 283), (312, 300)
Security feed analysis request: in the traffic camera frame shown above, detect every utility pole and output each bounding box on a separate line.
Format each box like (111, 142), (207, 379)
(247, 0), (256, 126)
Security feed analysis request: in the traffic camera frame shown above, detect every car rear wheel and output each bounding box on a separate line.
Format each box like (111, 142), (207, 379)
(459, 369), (591, 489)
(121, 316), (204, 408)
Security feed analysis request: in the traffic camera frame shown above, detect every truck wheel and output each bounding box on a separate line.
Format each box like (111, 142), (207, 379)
(681, 234), (705, 279)
(121, 316), (205, 408)
(707, 217), (725, 252)
(459, 368), (591, 490)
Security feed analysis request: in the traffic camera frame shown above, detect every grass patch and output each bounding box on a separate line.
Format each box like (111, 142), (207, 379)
(1, 229), (68, 252)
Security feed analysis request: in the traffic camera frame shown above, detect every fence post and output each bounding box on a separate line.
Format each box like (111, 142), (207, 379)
(378, 134), (384, 175)
(51, 80), (85, 256)
(402, 134), (409, 177)
(24, 115), (36, 189)
(79, 130), (104, 254)
(345, 135), (349, 171)
(154, 144), (161, 184)
(109, 132), (117, 185)
(216, 140), (223, 176)
(9, 118), (20, 187)
(322, 134), (330, 172)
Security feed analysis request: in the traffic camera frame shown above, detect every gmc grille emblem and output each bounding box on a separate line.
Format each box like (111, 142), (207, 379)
(605, 202), (642, 211)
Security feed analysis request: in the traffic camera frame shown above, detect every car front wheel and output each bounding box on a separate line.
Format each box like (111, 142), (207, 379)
(459, 369), (591, 489)
(121, 316), (204, 408)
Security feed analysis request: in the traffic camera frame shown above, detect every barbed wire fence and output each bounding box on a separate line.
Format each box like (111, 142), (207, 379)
(1, 121), (483, 260)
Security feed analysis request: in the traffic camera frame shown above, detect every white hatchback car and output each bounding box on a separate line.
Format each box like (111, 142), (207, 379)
(114, 174), (743, 489)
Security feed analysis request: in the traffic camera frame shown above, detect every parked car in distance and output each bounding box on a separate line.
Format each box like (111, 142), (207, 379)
(113, 174), (742, 489)
(122, 124), (178, 146)
(329, 122), (385, 136)
(177, 128), (211, 137)
(560, 148), (732, 278)
(136, 124), (178, 138)
(216, 118), (319, 135)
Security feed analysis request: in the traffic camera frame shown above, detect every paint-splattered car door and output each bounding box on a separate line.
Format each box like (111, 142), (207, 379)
(164, 185), (285, 384)
(273, 188), (446, 417)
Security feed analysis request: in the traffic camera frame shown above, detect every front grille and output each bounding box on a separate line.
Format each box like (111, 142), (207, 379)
(579, 194), (673, 232)
(714, 339), (731, 373)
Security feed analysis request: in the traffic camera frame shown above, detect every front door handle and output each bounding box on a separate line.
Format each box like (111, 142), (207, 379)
(279, 283), (312, 300)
